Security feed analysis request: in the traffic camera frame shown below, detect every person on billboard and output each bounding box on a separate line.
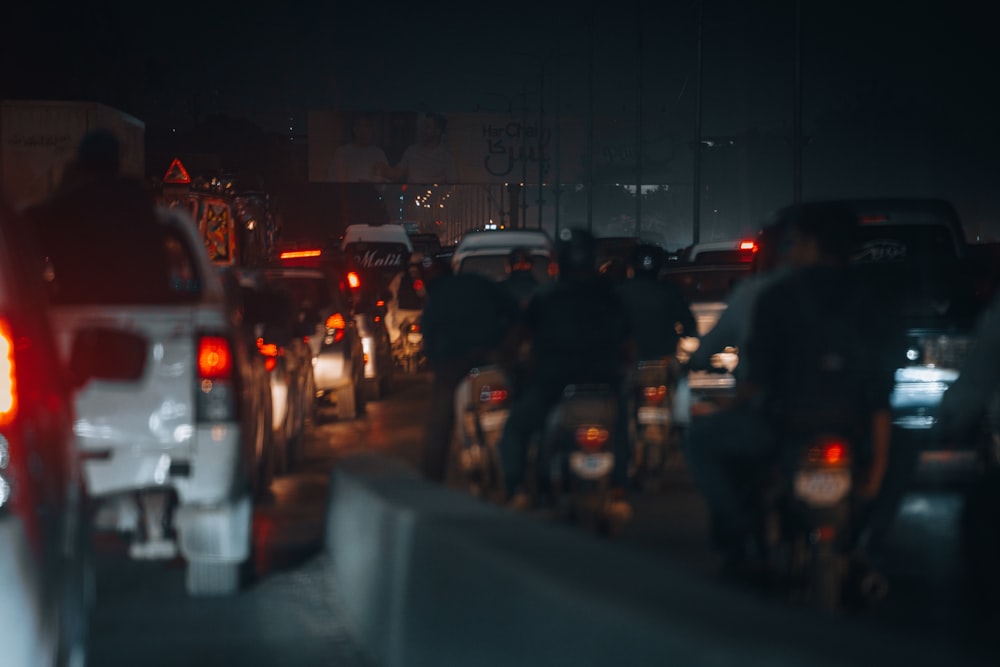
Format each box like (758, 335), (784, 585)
(383, 112), (459, 184)
(327, 112), (390, 183)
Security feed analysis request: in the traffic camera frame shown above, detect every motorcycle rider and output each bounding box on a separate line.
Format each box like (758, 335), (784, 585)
(419, 256), (520, 482)
(615, 243), (697, 363)
(497, 228), (635, 516)
(499, 246), (542, 309)
(686, 202), (896, 578)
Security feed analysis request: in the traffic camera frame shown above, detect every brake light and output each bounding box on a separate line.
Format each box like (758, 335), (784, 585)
(0, 320), (17, 427)
(739, 240), (757, 251)
(347, 271), (361, 289)
(326, 313), (346, 343)
(376, 300), (385, 307)
(575, 425), (610, 451)
(413, 278), (425, 292)
(824, 443), (845, 465)
(198, 336), (232, 380)
(280, 250), (322, 260)
(642, 385), (668, 405)
(256, 337), (281, 372)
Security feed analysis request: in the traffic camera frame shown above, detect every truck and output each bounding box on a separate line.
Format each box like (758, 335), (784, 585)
(0, 99), (145, 210)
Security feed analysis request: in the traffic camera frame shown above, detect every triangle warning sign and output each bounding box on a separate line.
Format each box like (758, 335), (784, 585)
(163, 158), (191, 184)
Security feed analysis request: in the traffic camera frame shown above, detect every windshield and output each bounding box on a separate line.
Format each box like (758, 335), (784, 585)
(851, 223), (959, 262)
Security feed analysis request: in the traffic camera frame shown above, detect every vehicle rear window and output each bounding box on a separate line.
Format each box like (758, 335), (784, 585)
(850, 224), (957, 262)
(459, 254), (552, 284)
(662, 266), (749, 303)
(41, 223), (203, 306)
(271, 275), (336, 312)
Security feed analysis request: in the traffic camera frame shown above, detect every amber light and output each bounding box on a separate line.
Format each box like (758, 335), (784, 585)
(575, 425), (610, 451)
(198, 336), (233, 379)
(326, 313), (347, 330)
(0, 320), (17, 426)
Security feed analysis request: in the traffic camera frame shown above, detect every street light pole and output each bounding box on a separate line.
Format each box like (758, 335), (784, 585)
(554, 48), (562, 238)
(587, 7), (595, 234)
(635, 0), (644, 239)
(692, 0), (704, 245)
(538, 57), (546, 230)
(521, 81), (528, 229)
(793, 0), (803, 204)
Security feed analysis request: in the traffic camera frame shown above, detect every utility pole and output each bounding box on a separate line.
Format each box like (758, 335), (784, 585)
(587, 8), (595, 234)
(792, 0), (803, 204)
(520, 81), (528, 228)
(538, 57), (546, 230)
(554, 47), (562, 238)
(692, 0), (704, 245)
(635, 0), (644, 239)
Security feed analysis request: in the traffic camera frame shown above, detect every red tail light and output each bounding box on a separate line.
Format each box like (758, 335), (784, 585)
(256, 337), (281, 372)
(739, 240), (757, 251)
(805, 439), (851, 467)
(0, 320), (17, 427)
(280, 249), (322, 260)
(575, 425), (610, 451)
(326, 313), (346, 343)
(347, 271), (361, 289)
(409, 322), (421, 333)
(642, 385), (668, 405)
(413, 278), (425, 292)
(198, 336), (233, 379)
(376, 300), (385, 307)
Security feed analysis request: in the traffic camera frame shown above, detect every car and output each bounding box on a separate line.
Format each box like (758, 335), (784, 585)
(451, 229), (555, 283)
(265, 266), (366, 421)
(277, 247), (393, 401)
(33, 199), (262, 597)
(0, 196), (91, 667)
(408, 232), (443, 259)
(236, 270), (315, 471)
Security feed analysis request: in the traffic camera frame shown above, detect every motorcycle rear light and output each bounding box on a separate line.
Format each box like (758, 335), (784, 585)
(642, 385), (668, 404)
(805, 440), (851, 467)
(326, 313), (346, 343)
(347, 271), (361, 289)
(575, 425), (610, 450)
(256, 338), (279, 358)
(409, 323), (421, 333)
(478, 386), (508, 404)
(376, 300), (385, 307)
(198, 335), (233, 380)
(413, 278), (425, 292)
(0, 320), (17, 427)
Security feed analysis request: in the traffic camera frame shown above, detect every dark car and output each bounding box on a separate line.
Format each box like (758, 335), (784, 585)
(0, 196), (91, 665)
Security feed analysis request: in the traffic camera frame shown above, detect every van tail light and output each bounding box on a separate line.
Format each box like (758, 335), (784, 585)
(326, 313), (346, 343)
(641, 385), (668, 405)
(197, 334), (236, 422)
(575, 425), (610, 451)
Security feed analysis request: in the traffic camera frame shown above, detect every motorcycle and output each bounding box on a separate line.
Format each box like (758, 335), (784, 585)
(540, 384), (627, 536)
(748, 432), (885, 612)
(453, 364), (513, 500)
(628, 357), (683, 492)
(394, 315), (425, 374)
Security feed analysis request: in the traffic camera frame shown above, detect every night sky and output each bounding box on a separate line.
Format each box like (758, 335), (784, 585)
(2, 0), (999, 237)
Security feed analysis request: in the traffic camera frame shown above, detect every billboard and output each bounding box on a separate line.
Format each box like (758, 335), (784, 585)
(308, 109), (665, 186)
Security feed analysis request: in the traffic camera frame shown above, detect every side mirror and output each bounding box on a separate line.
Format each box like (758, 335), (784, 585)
(69, 327), (148, 389)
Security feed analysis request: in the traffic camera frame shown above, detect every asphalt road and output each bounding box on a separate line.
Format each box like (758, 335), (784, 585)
(88, 372), (999, 665)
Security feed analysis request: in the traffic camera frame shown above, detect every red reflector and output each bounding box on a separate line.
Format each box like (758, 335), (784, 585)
(374, 316), (381, 323)
(163, 157), (191, 184)
(0, 319), (17, 426)
(860, 214), (888, 224)
(574, 426), (610, 450)
(413, 278), (425, 292)
(347, 271), (361, 289)
(198, 336), (233, 379)
(280, 250), (322, 260)
(326, 313), (346, 330)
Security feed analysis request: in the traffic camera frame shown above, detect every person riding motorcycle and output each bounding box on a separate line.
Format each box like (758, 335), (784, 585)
(497, 228), (635, 516)
(499, 246), (542, 309)
(685, 203), (896, 578)
(615, 243), (697, 362)
(419, 256), (520, 482)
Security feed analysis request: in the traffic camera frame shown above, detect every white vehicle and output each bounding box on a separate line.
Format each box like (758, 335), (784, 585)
(451, 229), (554, 281)
(39, 203), (259, 596)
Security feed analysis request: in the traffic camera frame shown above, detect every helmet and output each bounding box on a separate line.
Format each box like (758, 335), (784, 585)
(631, 243), (664, 279)
(555, 227), (597, 276)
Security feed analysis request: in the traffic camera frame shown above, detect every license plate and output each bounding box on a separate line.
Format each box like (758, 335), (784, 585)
(637, 406), (671, 425)
(794, 469), (851, 507)
(479, 410), (509, 432)
(569, 452), (614, 480)
(406, 332), (423, 344)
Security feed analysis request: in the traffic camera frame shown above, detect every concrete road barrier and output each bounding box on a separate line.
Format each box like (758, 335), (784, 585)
(325, 452), (974, 667)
